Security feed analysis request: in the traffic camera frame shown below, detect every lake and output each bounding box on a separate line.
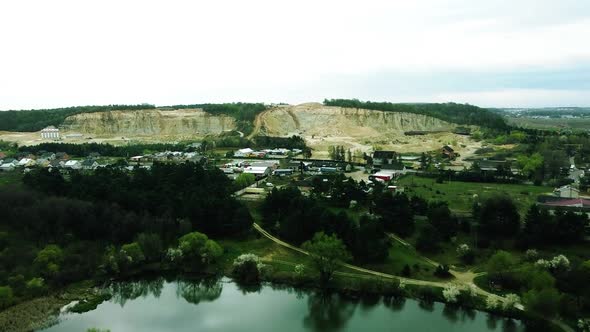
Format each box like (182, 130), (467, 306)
(41, 278), (524, 332)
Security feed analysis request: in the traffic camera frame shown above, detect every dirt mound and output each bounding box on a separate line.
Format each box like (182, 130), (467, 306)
(258, 103), (476, 158)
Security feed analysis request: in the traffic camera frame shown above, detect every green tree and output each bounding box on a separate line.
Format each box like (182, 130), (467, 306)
(302, 232), (351, 284)
(487, 250), (517, 283)
(517, 153), (544, 178)
(177, 232), (223, 266)
(136, 233), (163, 262)
(26, 277), (47, 296)
(235, 173), (256, 188)
(477, 196), (520, 238)
(119, 242), (146, 268)
(524, 287), (561, 318)
(34, 244), (64, 279)
(0, 286), (14, 309)
(427, 201), (457, 240)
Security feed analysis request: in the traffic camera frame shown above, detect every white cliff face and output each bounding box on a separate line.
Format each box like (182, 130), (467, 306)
(260, 103), (455, 138)
(61, 109), (236, 137)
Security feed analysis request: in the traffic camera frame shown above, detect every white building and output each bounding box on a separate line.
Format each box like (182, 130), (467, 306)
(41, 126), (60, 139)
(235, 148), (254, 157)
(243, 166), (271, 178)
(64, 160), (81, 170)
(554, 185), (580, 199)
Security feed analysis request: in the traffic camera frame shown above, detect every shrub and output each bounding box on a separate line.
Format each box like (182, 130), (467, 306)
(26, 277), (47, 297)
(232, 254), (265, 283)
(0, 286), (14, 309)
(434, 265), (452, 278)
(442, 284), (461, 303)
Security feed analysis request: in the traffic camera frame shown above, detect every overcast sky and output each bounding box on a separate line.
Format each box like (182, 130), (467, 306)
(1, 0), (589, 110)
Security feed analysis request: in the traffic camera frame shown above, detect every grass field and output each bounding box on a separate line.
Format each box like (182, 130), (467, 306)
(0, 171), (23, 187)
(397, 175), (551, 214)
(507, 116), (590, 131)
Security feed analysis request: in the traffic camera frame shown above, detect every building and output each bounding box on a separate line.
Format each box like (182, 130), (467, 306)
(64, 133), (83, 139)
(0, 163), (15, 172)
(17, 158), (36, 167)
(243, 166), (271, 179)
(554, 185), (580, 199)
(81, 159), (99, 170)
(442, 145), (456, 159)
(235, 148), (254, 157)
(64, 160), (81, 170)
(41, 126), (60, 140)
(372, 151), (397, 167)
(273, 169), (294, 176)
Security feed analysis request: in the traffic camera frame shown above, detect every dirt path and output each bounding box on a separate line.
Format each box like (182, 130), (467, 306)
(247, 108), (274, 139)
(253, 223), (501, 299)
(386, 232), (486, 284)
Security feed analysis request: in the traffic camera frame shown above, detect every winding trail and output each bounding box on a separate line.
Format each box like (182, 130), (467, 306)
(253, 223), (501, 300)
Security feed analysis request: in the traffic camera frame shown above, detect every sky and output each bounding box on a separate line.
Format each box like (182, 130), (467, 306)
(0, 0), (589, 110)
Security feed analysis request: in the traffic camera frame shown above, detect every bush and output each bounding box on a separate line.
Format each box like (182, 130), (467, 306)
(232, 254), (265, 284)
(26, 277), (47, 297)
(0, 286), (14, 309)
(442, 284), (461, 303)
(434, 265), (452, 278)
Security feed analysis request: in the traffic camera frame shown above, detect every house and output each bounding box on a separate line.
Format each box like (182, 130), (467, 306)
(48, 160), (63, 169)
(18, 158), (36, 167)
(442, 145), (456, 159)
(243, 166), (271, 179)
(36, 159), (51, 168)
(0, 152), (6, 159)
(235, 148), (254, 157)
(369, 170), (398, 182)
(372, 151), (397, 167)
(64, 160), (81, 170)
(554, 185), (580, 199)
(41, 126), (60, 139)
(81, 159), (99, 170)
(0, 163), (15, 172)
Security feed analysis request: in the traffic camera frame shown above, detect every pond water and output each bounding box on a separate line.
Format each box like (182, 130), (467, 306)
(41, 278), (524, 332)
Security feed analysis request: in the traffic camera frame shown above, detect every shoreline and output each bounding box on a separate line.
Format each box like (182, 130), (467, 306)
(0, 268), (564, 332)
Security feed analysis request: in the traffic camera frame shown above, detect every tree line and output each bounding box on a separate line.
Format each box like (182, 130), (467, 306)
(0, 104), (156, 132)
(18, 142), (195, 158)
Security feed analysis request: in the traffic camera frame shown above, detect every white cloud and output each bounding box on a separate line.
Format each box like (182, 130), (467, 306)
(0, 0), (589, 109)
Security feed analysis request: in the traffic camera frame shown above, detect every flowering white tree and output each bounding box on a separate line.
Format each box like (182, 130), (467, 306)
(233, 253), (265, 283)
(398, 279), (406, 290)
(524, 249), (538, 262)
(503, 293), (521, 311)
(443, 284), (461, 303)
(550, 254), (570, 271)
(578, 319), (590, 332)
(486, 296), (500, 310)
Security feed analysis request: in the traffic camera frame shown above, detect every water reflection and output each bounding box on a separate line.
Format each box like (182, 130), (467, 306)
(303, 292), (357, 332)
(109, 277), (165, 306)
(382, 295), (406, 312)
(175, 278), (222, 305)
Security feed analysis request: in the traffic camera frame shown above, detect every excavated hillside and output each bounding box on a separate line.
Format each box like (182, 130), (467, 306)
(258, 103), (479, 158)
(61, 109), (236, 137)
